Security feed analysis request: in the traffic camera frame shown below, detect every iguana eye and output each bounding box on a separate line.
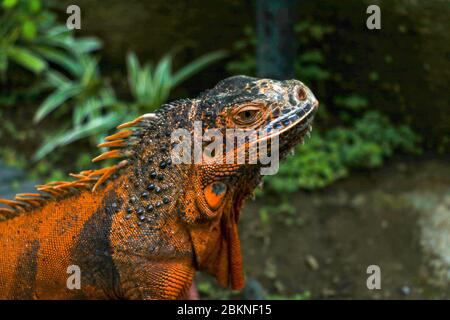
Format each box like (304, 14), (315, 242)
(233, 107), (261, 125)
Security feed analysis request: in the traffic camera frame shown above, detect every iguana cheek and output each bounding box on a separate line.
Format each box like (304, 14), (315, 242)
(204, 182), (227, 210)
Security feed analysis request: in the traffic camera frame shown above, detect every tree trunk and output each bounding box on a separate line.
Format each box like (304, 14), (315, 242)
(256, 0), (297, 80)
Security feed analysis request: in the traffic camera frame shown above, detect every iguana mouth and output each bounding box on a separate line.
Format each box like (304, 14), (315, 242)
(255, 99), (318, 145)
(231, 99), (318, 161)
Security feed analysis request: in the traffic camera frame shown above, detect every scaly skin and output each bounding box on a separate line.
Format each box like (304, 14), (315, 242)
(0, 76), (318, 299)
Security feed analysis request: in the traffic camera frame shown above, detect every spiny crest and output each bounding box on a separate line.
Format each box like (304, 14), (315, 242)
(0, 113), (158, 221)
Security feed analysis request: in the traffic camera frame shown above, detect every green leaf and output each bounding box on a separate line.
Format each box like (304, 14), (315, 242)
(22, 20), (37, 40)
(73, 37), (102, 53)
(172, 50), (227, 87)
(2, 0), (17, 9)
(28, 0), (41, 12)
(33, 114), (120, 161)
(72, 88), (117, 127)
(33, 46), (80, 75)
(334, 95), (368, 111)
(46, 25), (71, 37)
(80, 56), (99, 86)
(45, 70), (70, 87)
(7, 46), (47, 73)
(152, 54), (172, 105)
(126, 52), (140, 94)
(0, 53), (8, 73)
(34, 84), (83, 123)
(299, 50), (324, 64)
(127, 52), (151, 102)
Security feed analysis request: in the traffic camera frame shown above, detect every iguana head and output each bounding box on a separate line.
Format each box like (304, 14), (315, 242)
(169, 75), (318, 289)
(195, 75), (318, 158)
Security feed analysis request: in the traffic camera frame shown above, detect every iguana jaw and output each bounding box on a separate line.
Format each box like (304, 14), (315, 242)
(252, 99), (317, 146)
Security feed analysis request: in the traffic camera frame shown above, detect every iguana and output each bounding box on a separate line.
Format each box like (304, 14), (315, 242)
(0, 75), (318, 299)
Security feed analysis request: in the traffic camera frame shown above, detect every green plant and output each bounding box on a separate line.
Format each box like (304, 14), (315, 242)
(32, 50), (226, 160)
(1, 0), (227, 172)
(126, 50), (227, 112)
(265, 111), (420, 192)
(32, 54), (121, 160)
(0, 0), (100, 77)
(0, 0), (112, 163)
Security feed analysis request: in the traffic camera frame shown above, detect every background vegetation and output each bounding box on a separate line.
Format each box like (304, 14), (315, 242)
(2, 0), (445, 186)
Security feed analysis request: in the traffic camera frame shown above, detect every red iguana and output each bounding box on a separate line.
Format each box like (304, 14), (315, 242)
(0, 76), (318, 299)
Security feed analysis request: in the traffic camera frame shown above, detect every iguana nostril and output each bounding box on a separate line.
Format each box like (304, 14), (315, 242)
(297, 86), (307, 101)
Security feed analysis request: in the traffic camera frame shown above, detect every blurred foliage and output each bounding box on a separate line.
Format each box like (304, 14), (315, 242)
(0, 0), (100, 76)
(125, 51), (227, 112)
(269, 112), (420, 191)
(0, 0), (226, 170)
(33, 51), (226, 161)
(227, 21), (421, 192)
(267, 291), (311, 300)
(0, 1), (425, 189)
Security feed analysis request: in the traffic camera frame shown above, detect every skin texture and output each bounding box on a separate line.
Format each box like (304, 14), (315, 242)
(0, 76), (318, 299)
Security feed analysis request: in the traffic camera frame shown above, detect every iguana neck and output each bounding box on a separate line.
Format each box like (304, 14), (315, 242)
(112, 142), (179, 225)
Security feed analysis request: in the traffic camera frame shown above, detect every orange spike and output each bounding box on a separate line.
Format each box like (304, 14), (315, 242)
(15, 195), (43, 201)
(71, 177), (96, 187)
(87, 167), (108, 176)
(105, 130), (133, 141)
(116, 117), (142, 129)
(0, 199), (29, 208)
(15, 198), (42, 207)
(36, 185), (54, 191)
(45, 181), (66, 186)
(97, 140), (126, 148)
(79, 170), (94, 176)
(69, 173), (87, 179)
(70, 182), (90, 189)
(37, 188), (59, 196)
(92, 166), (118, 192)
(117, 159), (129, 168)
(68, 184), (82, 190)
(45, 187), (64, 194)
(16, 193), (42, 198)
(92, 149), (122, 163)
(0, 208), (15, 215)
(53, 182), (74, 189)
